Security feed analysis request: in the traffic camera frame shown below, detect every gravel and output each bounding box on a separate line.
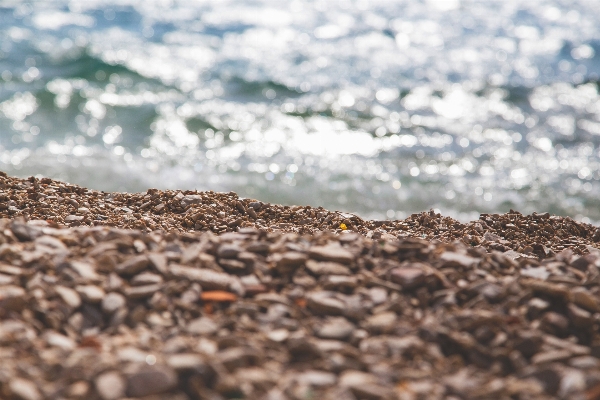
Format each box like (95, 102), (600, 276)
(1, 172), (600, 399)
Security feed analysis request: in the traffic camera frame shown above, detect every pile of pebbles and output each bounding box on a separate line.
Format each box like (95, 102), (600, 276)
(0, 173), (600, 399)
(1, 173), (598, 257)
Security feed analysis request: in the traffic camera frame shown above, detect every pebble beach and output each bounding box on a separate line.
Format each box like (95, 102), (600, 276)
(1, 172), (600, 399)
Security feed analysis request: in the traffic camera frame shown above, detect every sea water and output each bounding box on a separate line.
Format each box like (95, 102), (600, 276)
(1, 0), (599, 222)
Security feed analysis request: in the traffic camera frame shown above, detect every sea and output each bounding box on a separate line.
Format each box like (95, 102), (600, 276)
(1, 0), (600, 223)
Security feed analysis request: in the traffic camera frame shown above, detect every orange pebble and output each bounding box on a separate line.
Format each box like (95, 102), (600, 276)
(200, 291), (238, 302)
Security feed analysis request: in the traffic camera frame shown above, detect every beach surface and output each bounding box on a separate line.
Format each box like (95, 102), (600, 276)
(1, 172), (600, 399)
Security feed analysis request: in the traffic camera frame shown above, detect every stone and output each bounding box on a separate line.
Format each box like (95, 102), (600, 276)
(217, 243), (241, 259)
(126, 366), (177, 397)
(567, 303), (593, 328)
(75, 285), (105, 303)
(571, 288), (600, 312)
(267, 329), (289, 342)
(278, 251), (308, 268)
(315, 317), (355, 340)
(131, 272), (163, 286)
(187, 317), (219, 335)
(116, 255), (149, 275)
(322, 275), (358, 290)
(45, 330), (76, 351)
(306, 259), (350, 276)
(125, 284), (162, 299)
(440, 252), (478, 268)
(540, 312), (569, 337)
(364, 311), (397, 333)
(67, 381), (89, 398)
(166, 354), (206, 371)
(55, 285), (82, 308)
(296, 370), (337, 387)
(531, 349), (572, 364)
(307, 292), (346, 315)
(68, 261), (100, 280)
(0, 285), (27, 311)
(101, 292), (126, 314)
(309, 245), (353, 265)
(95, 371), (126, 400)
(180, 195), (203, 208)
(9, 378), (42, 400)
(169, 264), (234, 290)
(390, 267), (426, 290)
(218, 347), (260, 371)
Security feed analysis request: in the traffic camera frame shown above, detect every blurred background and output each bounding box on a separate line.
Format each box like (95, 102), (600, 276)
(1, 0), (599, 222)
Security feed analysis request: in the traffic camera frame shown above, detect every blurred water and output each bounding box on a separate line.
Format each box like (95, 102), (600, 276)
(1, 0), (600, 222)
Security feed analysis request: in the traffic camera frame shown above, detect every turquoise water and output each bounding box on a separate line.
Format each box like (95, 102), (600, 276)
(1, 0), (600, 222)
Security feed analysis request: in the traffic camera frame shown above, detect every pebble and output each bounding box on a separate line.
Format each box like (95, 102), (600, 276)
(116, 255), (149, 275)
(101, 292), (126, 314)
(364, 311), (397, 333)
(306, 259), (350, 276)
(315, 317), (355, 340)
(75, 285), (105, 303)
(187, 317), (219, 335)
(125, 283), (162, 299)
(95, 371), (125, 400)
(55, 285), (82, 308)
(307, 292), (346, 315)
(390, 267), (426, 290)
(309, 245), (354, 264)
(126, 366), (177, 397)
(9, 378), (42, 400)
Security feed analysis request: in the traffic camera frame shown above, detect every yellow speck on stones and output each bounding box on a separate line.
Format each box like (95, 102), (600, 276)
(339, 223), (347, 230)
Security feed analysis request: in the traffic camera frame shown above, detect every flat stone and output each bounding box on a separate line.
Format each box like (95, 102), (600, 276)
(278, 251), (308, 268)
(531, 349), (572, 364)
(571, 288), (600, 312)
(169, 264), (233, 290)
(68, 261), (100, 280)
(0, 285), (27, 311)
(307, 292), (346, 315)
(440, 252), (479, 268)
(521, 279), (570, 300)
(65, 215), (84, 222)
(187, 317), (219, 335)
(55, 285), (82, 308)
(267, 329), (289, 342)
(315, 317), (355, 340)
(125, 284), (162, 299)
(102, 292), (126, 314)
(322, 275), (358, 290)
(218, 347), (259, 371)
(116, 255), (149, 275)
(9, 378), (41, 400)
(45, 330), (76, 351)
(166, 354), (206, 371)
(94, 371), (125, 400)
(390, 267), (426, 290)
(296, 370), (337, 387)
(306, 259), (350, 276)
(126, 366), (177, 397)
(217, 243), (241, 259)
(75, 285), (105, 303)
(364, 311), (397, 333)
(567, 303), (593, 328)
(131, 272), (163, 286)
(309, 245), (353, 265)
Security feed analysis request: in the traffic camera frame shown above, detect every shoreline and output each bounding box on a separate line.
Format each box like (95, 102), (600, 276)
(1, 172), (599, 257)
(1, 172), (600, 398)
